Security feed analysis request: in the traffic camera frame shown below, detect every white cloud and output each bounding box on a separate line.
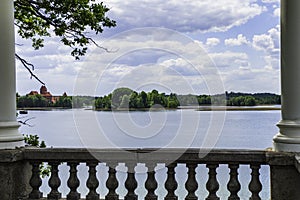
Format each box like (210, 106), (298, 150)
(264, 54), (279, 70)
(252, 25), (279, 52)
(268, 25), (280, 48)
(261, 0), (279, 3)
(161, 58), (201, 76)
(71, 28), (228, 95)
(225, 34), (249, 46)
(273, 7), (280, 17)
(223, 67), (279, 93)
(251, 25), (280, 69)
(103, 0), (265, 33)
(210, 51), (249, 69)
(253, 34), (274, 51)
(206, 38), (220, 47)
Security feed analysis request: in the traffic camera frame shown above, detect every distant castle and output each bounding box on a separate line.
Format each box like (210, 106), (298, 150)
(28, 86), (67, 104)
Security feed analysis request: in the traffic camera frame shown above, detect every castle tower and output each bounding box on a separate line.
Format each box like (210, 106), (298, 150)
(40, 85), (48, 95)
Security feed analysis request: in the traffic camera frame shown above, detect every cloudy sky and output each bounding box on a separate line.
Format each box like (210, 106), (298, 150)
(16, 0), (280, 96)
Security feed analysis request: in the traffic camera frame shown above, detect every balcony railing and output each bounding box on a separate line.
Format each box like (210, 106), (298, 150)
(11, 148), (297, 200)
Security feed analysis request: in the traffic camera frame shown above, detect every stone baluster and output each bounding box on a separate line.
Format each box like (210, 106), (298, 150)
(86, 162), (100, 200)
(227, 164), (241, 200)
(67, 162), (80, 200)
(125, 163), (137, 200)
(28, 162), (42, 200)
(164, 163), (178, 200)
(206, 164), (219, 200)
(48, 162), (61, 200)
(105, 163), (119, 200)
(185, 163), (198, 200)
(145, 163), (158, 200)
(249, 164), (262, 200)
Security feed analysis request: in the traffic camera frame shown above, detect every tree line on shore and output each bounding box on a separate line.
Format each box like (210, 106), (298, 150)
(95, 88), (280, 110)
(16, 93), (94, 109)
(16, 88), (281, 109)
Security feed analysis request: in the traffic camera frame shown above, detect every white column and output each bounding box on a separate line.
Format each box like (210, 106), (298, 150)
(0, 0), (24, 148)
(273, 0), (300, 152)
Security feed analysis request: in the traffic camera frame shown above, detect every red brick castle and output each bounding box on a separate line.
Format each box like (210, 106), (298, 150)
(28, 86), (65, 104)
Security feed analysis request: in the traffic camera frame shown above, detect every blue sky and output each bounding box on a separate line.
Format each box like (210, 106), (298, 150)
(16, 0), (280, 96)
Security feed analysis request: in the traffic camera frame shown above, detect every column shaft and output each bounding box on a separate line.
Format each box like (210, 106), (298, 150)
(274, 0), (300, 151)
(0, 0), (24, 148)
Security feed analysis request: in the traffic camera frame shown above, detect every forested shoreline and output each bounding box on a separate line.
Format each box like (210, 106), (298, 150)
(17, 88), (281, 109)
(17, 94), (94, 109)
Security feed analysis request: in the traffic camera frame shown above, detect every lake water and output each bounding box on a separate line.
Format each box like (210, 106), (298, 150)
(19, 109), (280, 199)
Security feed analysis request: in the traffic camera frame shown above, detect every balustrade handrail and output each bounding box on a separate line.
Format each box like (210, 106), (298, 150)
(23, 147), (296, 165)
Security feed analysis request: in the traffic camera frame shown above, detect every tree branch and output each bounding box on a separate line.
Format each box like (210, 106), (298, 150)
(15, 53), (45, 85)
(28, 3), (114, 53)
(17, 116), (35, 127)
